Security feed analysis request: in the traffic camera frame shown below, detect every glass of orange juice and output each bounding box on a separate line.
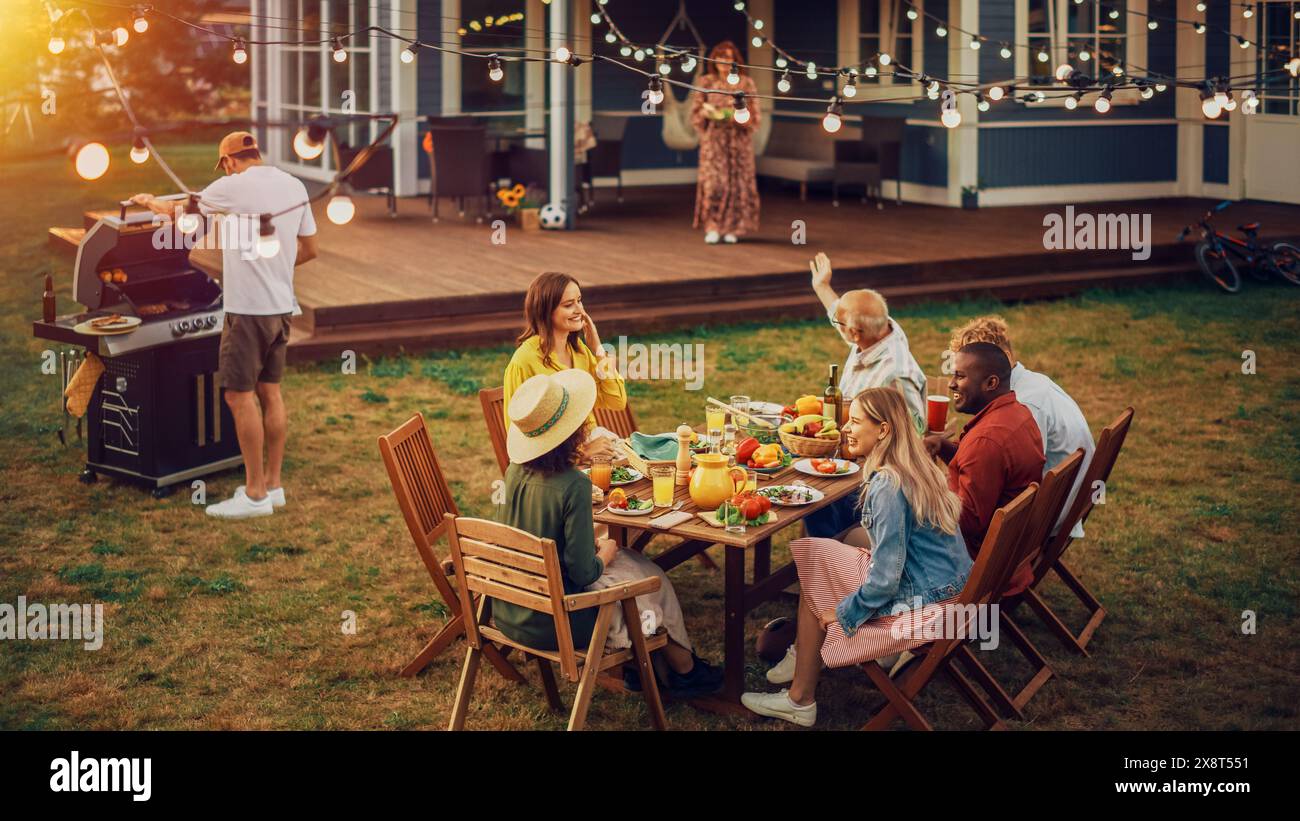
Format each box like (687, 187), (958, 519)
(590, 456), (612, 493)
(705, 403), (726, 433)
(745, 468), (758, 493)
(651, 464), (676, 507)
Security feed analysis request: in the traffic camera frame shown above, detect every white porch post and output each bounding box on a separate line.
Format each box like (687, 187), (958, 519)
(548, 0), (575, 227)
(391, 0), (418, 196)
(1174, 0), (1205, 196)
(948, 0), (980, 206)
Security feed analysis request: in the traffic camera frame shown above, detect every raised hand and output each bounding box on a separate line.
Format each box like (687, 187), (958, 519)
(809, 252), (833, 290)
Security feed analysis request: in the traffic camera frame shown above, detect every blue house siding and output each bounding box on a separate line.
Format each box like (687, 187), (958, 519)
(415, 0), (441, 178)
(979, 124), (1177, 187)
(772, 0), (840, 116)
(903, 125), (948, 186)
(1206, 2), (1231, 77)
(1202, 123), (1230, 184)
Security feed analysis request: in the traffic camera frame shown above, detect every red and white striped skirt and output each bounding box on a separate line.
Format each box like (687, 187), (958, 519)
(790, 537), (963, 668)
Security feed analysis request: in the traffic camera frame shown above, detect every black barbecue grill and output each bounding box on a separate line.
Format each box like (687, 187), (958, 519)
(33, 196), (242, 495)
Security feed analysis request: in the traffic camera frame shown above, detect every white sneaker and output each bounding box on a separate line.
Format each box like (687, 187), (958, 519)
(765, 645), (825, 685)
(889, 649), (917, 678)
(206, 489), (273, 519)
(723, 233), (738, 244)
(741, 689), (817, 727)
(235, 485), (285, 508)
(704, 230), (720, 244)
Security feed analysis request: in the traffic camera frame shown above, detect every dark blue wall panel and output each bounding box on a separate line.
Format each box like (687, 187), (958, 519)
(1206, 2), (1231, 77)
(903, 124), (948, 186)
(979, 124), (1177, 187)
(1202, 123), (1229, 184)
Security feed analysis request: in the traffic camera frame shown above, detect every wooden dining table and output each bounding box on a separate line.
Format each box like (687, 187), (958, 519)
(593, 462), (863, 713)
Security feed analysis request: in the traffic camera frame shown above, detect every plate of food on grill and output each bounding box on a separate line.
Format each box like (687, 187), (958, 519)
(755, 483), (825, 507)
(604, 489), (653, 516)
(793, 457), (860, 478)
(73, 314), (142, 335)
(580, 465), (643, 486)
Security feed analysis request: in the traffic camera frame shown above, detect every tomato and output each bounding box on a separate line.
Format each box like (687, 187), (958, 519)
(740, 498), (764, 521)
(754, 494), (771, 515)
(816, 460), (838, 474)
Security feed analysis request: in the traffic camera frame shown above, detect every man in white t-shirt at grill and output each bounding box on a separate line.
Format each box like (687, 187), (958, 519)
(132, 131), (318, 519)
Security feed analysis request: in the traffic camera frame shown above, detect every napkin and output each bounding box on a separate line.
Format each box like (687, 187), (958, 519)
(628, 431), (682, 462)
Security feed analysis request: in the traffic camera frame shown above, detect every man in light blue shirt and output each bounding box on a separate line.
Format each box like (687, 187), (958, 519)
(947, 316), (1095, 538)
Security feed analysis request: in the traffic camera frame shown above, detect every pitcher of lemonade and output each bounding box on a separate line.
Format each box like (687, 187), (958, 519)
(688, 453), (745, 511)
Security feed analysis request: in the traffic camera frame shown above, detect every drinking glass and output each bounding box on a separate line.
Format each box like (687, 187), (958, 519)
(705, 403), (726, 433)
(721, 423), (738, 462)
(651, 465), (676, 507)
(730, 395), (750, 426)
(720, 501), (746, 535)
(745, 468), (758, 493)
(590, 456), (612, 493)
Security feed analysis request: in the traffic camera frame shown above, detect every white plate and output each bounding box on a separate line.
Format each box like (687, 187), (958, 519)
(756, 484), (825, 506)
(748, 401), (786, 416)
(582, 467), (643, 487)
(73, 315), (142, 335)
(606, 503), (654, 516)
(793, 458), (860, 478)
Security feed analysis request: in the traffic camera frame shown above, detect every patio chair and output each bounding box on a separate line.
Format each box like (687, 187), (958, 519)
(377, 413), (524, 683)
(581, 114), (629, 208)
(1020, 407), (1135, 655)
(337, 142), (396, 217)
(425, 124), (491, 222)
(479, 385), (640, 474)
(954, 449), (1086, 719)
(859, 484), (1038, 731)
(444, 514), (669, 730)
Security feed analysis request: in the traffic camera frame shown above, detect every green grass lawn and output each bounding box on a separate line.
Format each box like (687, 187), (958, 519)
(2, 146), (1298, 730)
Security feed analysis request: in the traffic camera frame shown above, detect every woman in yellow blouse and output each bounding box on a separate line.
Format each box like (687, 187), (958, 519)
(504, 272), (626, 460)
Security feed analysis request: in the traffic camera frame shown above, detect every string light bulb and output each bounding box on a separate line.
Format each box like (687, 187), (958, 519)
(658, 60), (672, 75)
(647, 76), (664, 106)
(682, 54), (697, 72)
(1055, 63), (1074, 82)
(1224, 93), (1237, 112)
(1195, 22), (1206, 34)
(777, 69), (791, 93)
(332, 38), (347, 63)
(293, 119), (328, 161)
(727, 63), (740, 85)
(989, 86), (1005, 102)
(132, 9), (149, 33)
(752, 36), (763, 47)
(864, 65), (878, 77)
(590, 12), (602, 24)
(256, 214), (280, 259)
(1242, 4), (1254, 18)
(806, 61), (818, 79)
(1156, 82), (1168, 92)
(1109, 9), (1119, 19)
(879, 52), (892, 66)
(1037, 48), (1049, 63)
(775, 56), (788, 69)
(936, 26), (948, 38)
(822, 98), (843, 133)
(1201, 87), (1222, 118)
(605, 31), (616, 44)
(1094, 88), (1112, 114)
(1064, 92), (1080, 110)
(941, 107), (962, 128)
(1000, 44), (1012, 59)
(488, 54), (503, 81)
(401, 42), (417, 63)
(130, 134), (149, 164)
(1141, 83), (1155, 100)
(1241, 90), (1259, 114)
(754, 19), (764, 29)
(113, 26), (130, 47)
(177, 196), (202, 235)
(74, 142), (110, 180)
(1078, 48), (1090, 62)
(1148, 20), (1158, 30)
(619, 45), (632, 57)
(733, 94), (750, 124)
(1195, 1), (1206, 10)
(842, 74), (858, 97)
(232, 38), (248, 64)
(1237, 36), (1251, 49)
(327, 195), (355, 225)
(554, 45), (571, 63)
(970, 39), (981, 50)
(633, 48), (646, 62)
(1288, 57), (1300, 78)
(48, 34), (65, 54)
(977, 95), (990, 112)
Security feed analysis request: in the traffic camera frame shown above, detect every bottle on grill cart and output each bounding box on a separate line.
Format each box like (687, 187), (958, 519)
(42, 274), (56, 322)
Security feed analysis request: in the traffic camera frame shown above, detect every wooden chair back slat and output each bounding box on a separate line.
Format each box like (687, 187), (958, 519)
(962, 484), (1038, 609)
(479, 386), (510, 475)
(458, 539), (547, 575)
(462, 556), (551, 596)
(464, 575), (554, 613)
(1002, 450), (1085, 596)
(594, 404), (638, 439)
(377, 414), (460, 602)
(1039, 407), (1134, 577)
(457, 518), (548, 555)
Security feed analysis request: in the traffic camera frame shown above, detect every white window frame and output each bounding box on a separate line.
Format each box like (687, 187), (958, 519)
(840, 0), (923, 102)
(1255, 0), (1299, 117)
(1015, 0), (1148, 107)
(271, 0), (381, 182)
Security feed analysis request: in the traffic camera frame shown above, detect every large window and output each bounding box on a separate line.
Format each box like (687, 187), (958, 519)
(1018, 0), (1146, 102)
(1257, 1), (1299, 115)
(277, 0), (377, 169)
(859, 0), (921, 85)
(457, 1), (527, 124)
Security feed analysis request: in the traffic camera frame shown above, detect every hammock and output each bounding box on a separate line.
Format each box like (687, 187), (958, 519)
(656, 2), (773, 156)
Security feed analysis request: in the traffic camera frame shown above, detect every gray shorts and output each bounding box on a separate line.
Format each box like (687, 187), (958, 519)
(219, 313), (291, 391)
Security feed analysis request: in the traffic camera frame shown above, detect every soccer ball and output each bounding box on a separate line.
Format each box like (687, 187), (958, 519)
(538, 202), (566, 230)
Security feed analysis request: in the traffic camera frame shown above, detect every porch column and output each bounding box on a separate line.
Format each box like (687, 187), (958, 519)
(548, 0), (575, 227)
(947, 0), (980, 207)
(390, 0), (419, 196)
(1174, 0), (1206, 196)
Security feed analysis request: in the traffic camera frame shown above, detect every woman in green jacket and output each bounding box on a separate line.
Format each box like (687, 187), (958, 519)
(496, 369), (721, 697)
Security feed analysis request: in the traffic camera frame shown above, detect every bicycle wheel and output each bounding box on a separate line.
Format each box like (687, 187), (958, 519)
(1195, 241), (1242, 293)
(1266, 241), (1300, 286)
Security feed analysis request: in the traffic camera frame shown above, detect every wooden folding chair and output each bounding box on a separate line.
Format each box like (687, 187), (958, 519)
(594, 403), (639, 439)
(954, 450), (1086, 719)
(377, 414), (523, 683)
(445, 514), (669, 731)
(859, 484), (1039, 731)
(1022, 407), (1134, 655)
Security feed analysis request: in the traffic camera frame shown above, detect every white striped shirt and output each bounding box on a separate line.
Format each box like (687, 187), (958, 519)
(829, 303), (929, 434)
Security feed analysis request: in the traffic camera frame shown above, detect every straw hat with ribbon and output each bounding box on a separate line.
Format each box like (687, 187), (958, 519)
(506, 369), (597, 464)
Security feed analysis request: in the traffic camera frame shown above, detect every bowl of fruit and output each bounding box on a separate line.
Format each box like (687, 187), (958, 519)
(778, 411), (841, 458)
(736, 438), (793, 473)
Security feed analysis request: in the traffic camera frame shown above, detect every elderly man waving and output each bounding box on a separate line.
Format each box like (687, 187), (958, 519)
(803, 252), (929, 539)
(810, 252), (927, 431)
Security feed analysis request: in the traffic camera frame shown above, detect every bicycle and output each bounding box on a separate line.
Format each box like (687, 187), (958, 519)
(1177, 200), (1300, 293)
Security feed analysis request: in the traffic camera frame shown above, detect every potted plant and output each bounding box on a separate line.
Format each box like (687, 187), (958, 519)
(496, 183), (543, 230)
(961, 185), (981, 210)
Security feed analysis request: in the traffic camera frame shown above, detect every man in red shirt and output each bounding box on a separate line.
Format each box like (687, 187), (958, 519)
(927, 343), (1044, 591)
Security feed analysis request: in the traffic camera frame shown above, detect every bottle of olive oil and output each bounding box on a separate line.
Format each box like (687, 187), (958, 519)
(824, 364), (842, 425)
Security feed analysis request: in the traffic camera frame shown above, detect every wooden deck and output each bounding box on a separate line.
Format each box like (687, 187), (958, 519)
(50, 186), (1300, 361)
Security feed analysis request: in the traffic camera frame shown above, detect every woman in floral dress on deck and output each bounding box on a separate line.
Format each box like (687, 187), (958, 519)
(690, 41), (761, 244)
